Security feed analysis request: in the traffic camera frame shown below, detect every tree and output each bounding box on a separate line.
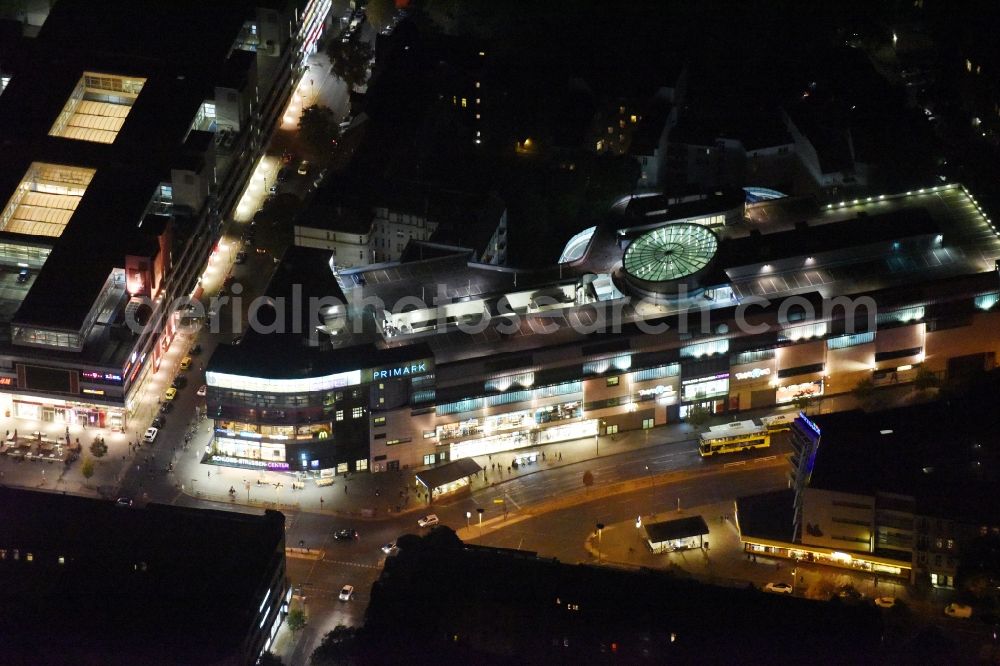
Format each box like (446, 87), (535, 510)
(298, 104), (340, 153)
(311, 625), (358, 666)
(81, 456), (95, 480)
(792, 391), (813, 413)
(89, 439), (108, 458)
(852, 377), (876, 404)
(685, 405), (711, 429)
(326, 39), (374, 91)
(914, 366), (941, 393)
(258, 652), (284, 666)
(365, 0), (395, 33)
(582, 470), (594, 494)
(286, 607), (307, 632)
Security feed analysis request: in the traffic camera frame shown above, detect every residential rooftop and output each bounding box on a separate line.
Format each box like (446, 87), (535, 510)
(0, 487), (284, 663)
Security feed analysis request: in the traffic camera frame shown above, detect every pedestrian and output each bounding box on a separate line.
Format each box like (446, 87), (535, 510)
(344, 484), (348, 494)
(542, 451), (546, 461)
(559, 452), (562, 461)
(507, 466), (511, 474)
(207, 470), (211, 478)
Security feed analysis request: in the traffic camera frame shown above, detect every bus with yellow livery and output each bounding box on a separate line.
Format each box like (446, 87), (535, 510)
(698, 419), (770, 457)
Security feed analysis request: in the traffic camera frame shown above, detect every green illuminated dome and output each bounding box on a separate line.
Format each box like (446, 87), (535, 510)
(622, 223), (718, 295)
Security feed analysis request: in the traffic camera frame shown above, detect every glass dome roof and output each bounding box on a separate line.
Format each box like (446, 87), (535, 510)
(623, 223), (718, 284)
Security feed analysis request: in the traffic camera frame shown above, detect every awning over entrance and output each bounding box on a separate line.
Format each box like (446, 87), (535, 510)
(415, 457), (483, 493)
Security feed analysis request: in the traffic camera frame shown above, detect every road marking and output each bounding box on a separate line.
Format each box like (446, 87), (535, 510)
(505, 494), (522, 510)
(321, 558), (381, 569)
(724, 460), (747, 468)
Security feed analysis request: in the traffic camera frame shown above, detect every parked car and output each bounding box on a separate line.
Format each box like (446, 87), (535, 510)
(197, 384), (207, 397)
(115, 497), (133, 507)
(381, 542), (399, 555)
(874, 596), (896, 609)
(179, 356), (192, 371)
(143, 427), (158, 444)
(151, 416), (165, 429)
(16, 268), (29, 283)
(417, 514), (439, 528)
(232, 335), (242, 345)
(297, 159), (310, 176)
(164, 387), (177, 401)
(190, 344), (202, 356)
(159, 401), (173, 415)
(334, 528), (359, 541)
(945, 603), (973, 618)
(171, 376), (187, 389)
(338, 584), (354, 601)
(764, 582), (793, 595)
(235, 251), (247, 265)
(276, 167), (290, 183)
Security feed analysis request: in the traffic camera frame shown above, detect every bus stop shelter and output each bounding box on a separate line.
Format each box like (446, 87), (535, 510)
(645, 516), (710, 553)
(415, 458), (483, 503)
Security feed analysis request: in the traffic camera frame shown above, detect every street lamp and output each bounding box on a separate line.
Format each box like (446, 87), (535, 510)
(466, 511), (472, 529)
(596, 522), (604, 563)
(477, 507), (484, 534)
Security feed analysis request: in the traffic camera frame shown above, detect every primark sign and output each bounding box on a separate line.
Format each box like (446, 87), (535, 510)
(364, 359), (434, 382)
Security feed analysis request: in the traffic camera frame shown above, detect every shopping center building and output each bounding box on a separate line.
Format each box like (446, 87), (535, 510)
(0, 0), (324, 430)
(205, 180), (1000, 473)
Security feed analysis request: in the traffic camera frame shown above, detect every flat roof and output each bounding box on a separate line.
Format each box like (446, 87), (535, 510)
(736, 489), (796, 543)
(0, 487), (283, 662)
(807, 371), (1000, 523)
(0, 0), (256, 333)
(645, 515), (710, 543)
(415, 457), (483, 490)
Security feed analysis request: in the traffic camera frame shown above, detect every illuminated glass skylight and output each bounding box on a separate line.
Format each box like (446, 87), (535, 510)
(48, 72), (146, 144)
(0, 163), (95, 237)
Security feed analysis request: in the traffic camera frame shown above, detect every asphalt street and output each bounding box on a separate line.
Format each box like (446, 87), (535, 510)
(463, 463), (790, 563)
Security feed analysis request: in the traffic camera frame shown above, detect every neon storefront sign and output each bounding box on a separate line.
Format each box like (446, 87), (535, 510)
(734, 367), (770, 381)
(211, 455), (289, 470)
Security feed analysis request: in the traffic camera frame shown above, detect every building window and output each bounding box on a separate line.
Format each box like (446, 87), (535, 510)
(606, 376), (620, 387)
(423, 454), (435, 465)
(606, 424), (619, 435)
(352, 407), (364, 419)
(356, 459), (368, 471)
(336, 410), (344, 421)
(337, 462), (349, 473)
(373, 416), (386, 427)
(374, 433), (386, 440)
(642, 418), (654, 429)
(423, 430), (436, 439)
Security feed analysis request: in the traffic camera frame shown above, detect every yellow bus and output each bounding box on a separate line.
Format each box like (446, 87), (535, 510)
(760, 413), (795, 433)
(699, 419), (770, 457)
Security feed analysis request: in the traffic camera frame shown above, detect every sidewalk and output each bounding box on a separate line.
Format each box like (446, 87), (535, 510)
(169, 382), (929, 519)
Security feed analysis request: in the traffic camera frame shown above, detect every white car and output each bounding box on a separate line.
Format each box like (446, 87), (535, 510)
(417, 514), (439, 528)
(143, 427), (158, 444)
(764, 582), (793, 595)
(874, 596), (896, 609)
(944, 603), (972, 618)
(338, 584), (354, 602)
(197, 384), (207, 397)
(381, 542), (399, 555)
